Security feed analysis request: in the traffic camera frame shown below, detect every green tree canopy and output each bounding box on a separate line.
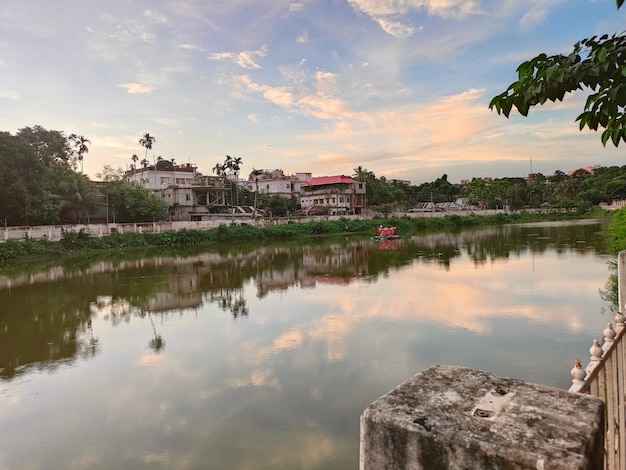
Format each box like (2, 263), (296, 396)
(0, 131), (60, 225)
(104, 180), (168, 223)
(16, 125), (74, 167)
(490, 1), (626, 146)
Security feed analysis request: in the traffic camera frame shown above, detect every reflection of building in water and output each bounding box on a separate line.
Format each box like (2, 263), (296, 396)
(146, 276), (202, 312)
(302, 242), (371, 276)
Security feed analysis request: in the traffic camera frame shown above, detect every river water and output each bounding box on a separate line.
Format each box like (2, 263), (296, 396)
(0, 220), (615, 469)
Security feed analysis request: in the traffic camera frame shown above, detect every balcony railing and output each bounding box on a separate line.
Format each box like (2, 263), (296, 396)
(568, 250), (626, 469)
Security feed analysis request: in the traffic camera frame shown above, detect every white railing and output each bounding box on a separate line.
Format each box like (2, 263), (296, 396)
(569, 250), (626, 469)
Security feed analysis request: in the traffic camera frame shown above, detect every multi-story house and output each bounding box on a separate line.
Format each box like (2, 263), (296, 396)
(299, 175), (366, 215)
(244, 169), (312, 199)
(127, 163), (229, 221)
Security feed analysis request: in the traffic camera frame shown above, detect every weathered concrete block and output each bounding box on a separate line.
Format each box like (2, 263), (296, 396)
(360, 365), (604, 470)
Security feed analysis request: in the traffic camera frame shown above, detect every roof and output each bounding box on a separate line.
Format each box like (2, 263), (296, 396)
(301, 175), (360, 187)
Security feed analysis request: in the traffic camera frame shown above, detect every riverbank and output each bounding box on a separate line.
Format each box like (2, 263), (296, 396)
(0, 209), (608, 264)
(606, 206), (626, 254)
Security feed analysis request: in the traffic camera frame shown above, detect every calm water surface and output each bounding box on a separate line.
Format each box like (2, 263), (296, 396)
(0, 220), (615, 469)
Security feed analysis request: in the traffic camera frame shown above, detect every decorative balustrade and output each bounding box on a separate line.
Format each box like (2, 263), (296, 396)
(569, 250), (626, 470)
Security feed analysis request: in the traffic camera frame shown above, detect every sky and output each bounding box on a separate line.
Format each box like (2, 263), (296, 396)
(1, 0), (626, 185)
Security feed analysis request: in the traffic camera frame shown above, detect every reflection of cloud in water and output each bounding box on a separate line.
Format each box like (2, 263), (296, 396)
(273, 329), (304, 351)
(139, 353), (163, 365)
(225, 368), (280, 390)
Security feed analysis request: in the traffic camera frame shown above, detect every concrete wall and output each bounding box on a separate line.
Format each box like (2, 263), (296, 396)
(0, 208), (536, 243)
(360, 365), (604, 470)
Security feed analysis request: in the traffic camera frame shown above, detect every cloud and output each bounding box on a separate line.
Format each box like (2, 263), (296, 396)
(289, 3), (305, 13)
(180, 43), (207, 52)
(247, 114), (259, 123)
(209, 45), (269, 69)
(519, 0), (565, 28)
(238, 74), (374, 126)
(376, 18), (417, 38)
(346, 0), (484, 38)
(118, 82), (156, 94)
(144, 9), (167, 24)
(297, 31), (309, 44)
(0, 89), (19, 100)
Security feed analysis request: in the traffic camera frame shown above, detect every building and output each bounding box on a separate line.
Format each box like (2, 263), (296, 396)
(127, 163), (229, 221)
(245, 169), (311, 199)
(299, 175), (366, 215)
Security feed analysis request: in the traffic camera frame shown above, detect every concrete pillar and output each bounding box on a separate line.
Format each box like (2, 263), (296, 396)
(360, 365), (604, 470)
(618, 250), (626, 314)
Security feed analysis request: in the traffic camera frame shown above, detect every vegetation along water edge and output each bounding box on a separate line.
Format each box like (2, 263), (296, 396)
(0, 209), (610, 267)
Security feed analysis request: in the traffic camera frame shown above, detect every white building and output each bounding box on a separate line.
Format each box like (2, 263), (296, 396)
(245, 169), (312, 198)
(127, 163), (229, 221)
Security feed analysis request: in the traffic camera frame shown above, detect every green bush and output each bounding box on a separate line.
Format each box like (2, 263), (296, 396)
(607, 207), (626, 254)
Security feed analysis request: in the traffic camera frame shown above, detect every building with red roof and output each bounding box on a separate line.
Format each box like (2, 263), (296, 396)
(299, 175), (366, 215)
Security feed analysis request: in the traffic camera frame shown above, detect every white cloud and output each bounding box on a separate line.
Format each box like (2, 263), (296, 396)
(118, 83), (155, 94)
(297, 31), (309, 44)
(180, 43), (207, 52)
(519, 0), (565, 28)
(247, 114), (259, 123)
(377, 17), (416, 38)
(209, 45), (269, 69)
(289, 3), (305, 13)
(346, 0), (562, 38)
(144, 9), (167, 24)
(347, 0), (419, 39)
(0, 89), (19, 100)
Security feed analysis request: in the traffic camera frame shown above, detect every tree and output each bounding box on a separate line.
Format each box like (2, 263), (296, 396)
(96, 165), (126, 183)
(103, 179), (167, 223)
(0, 132), (59, 225)
(68, 134), (90, 174)
(155, 156), (175, 170)
(138, 132), (155, 165)
(489, 1), (626, 146)
(250, 168), (263, 217)
(16, 125), (73, 167)
(131, 154), (139, 171)
(56, 173), (100, 223)
(226, 155), (243, 206)
(352, 166), (374, 182)
(212, 163), (226, 176)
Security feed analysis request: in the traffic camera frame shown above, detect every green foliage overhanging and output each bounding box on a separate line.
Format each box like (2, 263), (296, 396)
(490, 1), (626, 146)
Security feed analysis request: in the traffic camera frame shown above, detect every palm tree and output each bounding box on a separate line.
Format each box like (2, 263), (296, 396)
(250, 168), (263, 218)
(57, 173), (100, 223)
(131, 153), (139, 170)
(139, 132), (155, 166)
(69, 134), (90, 174)
(212, 162), (226, 176)
(228, 156), (243, 206)
(213, 161), (231, 207)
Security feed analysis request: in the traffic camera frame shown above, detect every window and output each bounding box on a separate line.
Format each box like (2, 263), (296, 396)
(186, 194), (190, 201)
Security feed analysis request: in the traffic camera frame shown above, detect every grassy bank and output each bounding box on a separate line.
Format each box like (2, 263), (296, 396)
(606, 207), (626, 254)
(0, 210), (603, 264)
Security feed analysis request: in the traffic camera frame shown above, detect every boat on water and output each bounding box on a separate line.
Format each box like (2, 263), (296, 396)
(373, 226), (400, 241)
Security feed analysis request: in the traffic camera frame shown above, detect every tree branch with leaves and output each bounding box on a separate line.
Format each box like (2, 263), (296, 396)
(490, 0), (626, 146)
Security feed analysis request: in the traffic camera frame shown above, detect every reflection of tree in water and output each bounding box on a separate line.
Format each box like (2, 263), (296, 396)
(206, 289), (249, 319)
(0, 280), (100, 380)
(147, 310), (165, 352)
(0, 221), (608, 379)
(94, 297), (166, 352)
(84, 317), (100, 357)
